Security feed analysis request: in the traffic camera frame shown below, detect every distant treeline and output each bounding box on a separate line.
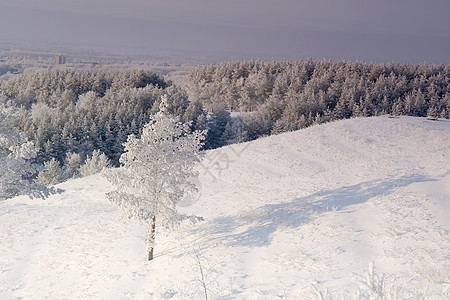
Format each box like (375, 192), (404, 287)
(1, 61), (449, 172)
(185, 60), (450, 141)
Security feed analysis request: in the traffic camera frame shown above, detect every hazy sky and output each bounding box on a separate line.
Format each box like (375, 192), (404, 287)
(0, 0), (449, 63)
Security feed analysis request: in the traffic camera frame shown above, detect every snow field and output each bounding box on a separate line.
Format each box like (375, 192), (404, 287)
(1, 116), (449, 299)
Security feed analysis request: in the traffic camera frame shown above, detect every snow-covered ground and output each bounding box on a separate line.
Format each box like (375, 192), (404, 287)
(1, 116), (449, 299)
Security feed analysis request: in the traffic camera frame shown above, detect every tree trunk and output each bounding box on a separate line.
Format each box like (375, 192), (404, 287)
(148, 215), (156, 261)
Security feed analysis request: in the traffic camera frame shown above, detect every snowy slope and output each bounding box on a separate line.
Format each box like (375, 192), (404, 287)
(1, 116), (449, 299)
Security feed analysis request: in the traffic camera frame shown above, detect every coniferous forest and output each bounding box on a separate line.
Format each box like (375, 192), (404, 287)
(1, 60), (449, 189)
(185, 60), (450, 141)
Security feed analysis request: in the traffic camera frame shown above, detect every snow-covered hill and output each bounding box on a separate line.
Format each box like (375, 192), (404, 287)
(1, 116), (449, 299)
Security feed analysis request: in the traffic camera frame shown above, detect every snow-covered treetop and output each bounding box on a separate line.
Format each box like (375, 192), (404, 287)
(0, 103), (41, 200)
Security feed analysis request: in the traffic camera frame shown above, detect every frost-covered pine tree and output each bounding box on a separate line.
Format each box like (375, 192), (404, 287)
(36, 158), (63, 186)
(0, 103), (40, 200)
(61, 152), (81, 181)
(106, 96), (206, 260)
(79, 150), (110, 177)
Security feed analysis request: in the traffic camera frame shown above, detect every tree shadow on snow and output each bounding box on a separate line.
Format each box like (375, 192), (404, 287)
(195, 174), (436, 248)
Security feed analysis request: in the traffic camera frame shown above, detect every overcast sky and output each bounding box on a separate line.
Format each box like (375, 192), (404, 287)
(0, 0), (449, 63)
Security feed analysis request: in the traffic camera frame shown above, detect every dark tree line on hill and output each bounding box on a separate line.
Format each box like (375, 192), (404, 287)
(185, 60), (450, 143)
(1, 61), (449, 182)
